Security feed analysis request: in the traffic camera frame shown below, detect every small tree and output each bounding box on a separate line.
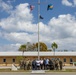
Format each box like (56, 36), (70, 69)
(51, 42), (58, 70)
(51, 42), (58, 56)
(18, 44), (26, 56)
(16, 56), (24, 63)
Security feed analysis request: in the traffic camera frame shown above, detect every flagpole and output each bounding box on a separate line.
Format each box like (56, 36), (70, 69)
(38, 0), (40, 60)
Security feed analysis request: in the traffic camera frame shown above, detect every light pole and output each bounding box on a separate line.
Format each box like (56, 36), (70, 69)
(38, 0), (40, 60)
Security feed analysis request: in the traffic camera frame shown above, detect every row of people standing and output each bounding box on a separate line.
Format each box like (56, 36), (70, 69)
(32, 58), (52, 70)
(19, 58), (63, 70)
(32, 58), (62, 70)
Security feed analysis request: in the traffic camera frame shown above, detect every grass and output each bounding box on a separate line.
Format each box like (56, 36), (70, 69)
(65, 69), (76, 72)
(45, 69), (76, 72)
(0, 68), (11, 72)
(0, 69), (76, 72)
(0, 68), (31, 72)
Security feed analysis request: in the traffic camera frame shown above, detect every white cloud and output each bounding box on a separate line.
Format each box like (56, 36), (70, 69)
(0, 0), (13, 13)
(47, 14), (76, 50)
(48, 14), (76, 39)
(0, 32), (2, 37)
(73, 0), (76, 6)
(62, 0), (76, 7)
(58, 38), (76, 50)
(7, 0), (15, 4)
(62, 0), (72, 6)
(3, 32), (38, 43)
(0, 43), (21, 52)
(0, 3), (37, 32)
(0, 2), (76, 51)
(1, 13), (76, 51)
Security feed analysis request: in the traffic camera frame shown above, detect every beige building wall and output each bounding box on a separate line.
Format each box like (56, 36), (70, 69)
(0, 56), (76, 66)
(0, 56), (17, 66)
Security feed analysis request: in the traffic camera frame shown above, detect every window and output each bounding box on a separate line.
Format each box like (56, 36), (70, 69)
(70, 58), (73, 62)
(70, 58), (73, 64)
(3, 59), (6, 62)
(12, 59), (15, 62)
(64, 58), (66, 62)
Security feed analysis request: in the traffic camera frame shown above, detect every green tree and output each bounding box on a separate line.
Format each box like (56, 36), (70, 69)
(51, 42), (58, 70)
(51, 42), (58, 56)
(32, 43), (37, 51)
(36, 42), (47, 51)
(18, 44), (26, 56)
(16, 56), (24, 62)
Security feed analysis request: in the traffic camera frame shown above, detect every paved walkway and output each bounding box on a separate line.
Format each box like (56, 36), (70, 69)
(0, 66), (11, 69)
(0, 66), (76, 69)
(0, 72), (76, 75)
(63, 66), (76, 69)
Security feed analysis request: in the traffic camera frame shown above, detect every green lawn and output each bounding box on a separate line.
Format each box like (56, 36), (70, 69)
(0, 69), (76, 72)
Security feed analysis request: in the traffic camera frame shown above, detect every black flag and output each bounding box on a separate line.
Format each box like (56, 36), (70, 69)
(39, 15), (44, 19)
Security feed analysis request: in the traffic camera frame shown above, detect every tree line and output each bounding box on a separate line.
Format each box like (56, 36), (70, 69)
(18, 42), (58, 53)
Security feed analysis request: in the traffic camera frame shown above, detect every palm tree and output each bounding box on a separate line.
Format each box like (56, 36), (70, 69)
(18, 44), (26, 57)
(51, 42), (58, 57)
(51, 42), (58, 70)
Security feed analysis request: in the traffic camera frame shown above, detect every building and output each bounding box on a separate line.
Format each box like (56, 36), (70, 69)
(0, 51), (76, 66)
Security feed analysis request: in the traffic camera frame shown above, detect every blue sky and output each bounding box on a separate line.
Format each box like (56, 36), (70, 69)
(0, 0), (76, 52)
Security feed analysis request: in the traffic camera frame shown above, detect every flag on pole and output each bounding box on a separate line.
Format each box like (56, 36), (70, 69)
(39, 15), (44, 19)
(30, 5), (35, 11)
(47, 4), (53, 10)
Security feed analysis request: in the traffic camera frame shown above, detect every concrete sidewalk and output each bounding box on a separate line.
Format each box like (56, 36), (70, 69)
(63, 66), (76, 69)
(0, 66), (20, 69)
(0, 66), (76, 70)
(0, 66), (11, 69)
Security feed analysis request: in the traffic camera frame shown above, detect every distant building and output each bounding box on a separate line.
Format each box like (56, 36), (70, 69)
(0, 51), (76, 66)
